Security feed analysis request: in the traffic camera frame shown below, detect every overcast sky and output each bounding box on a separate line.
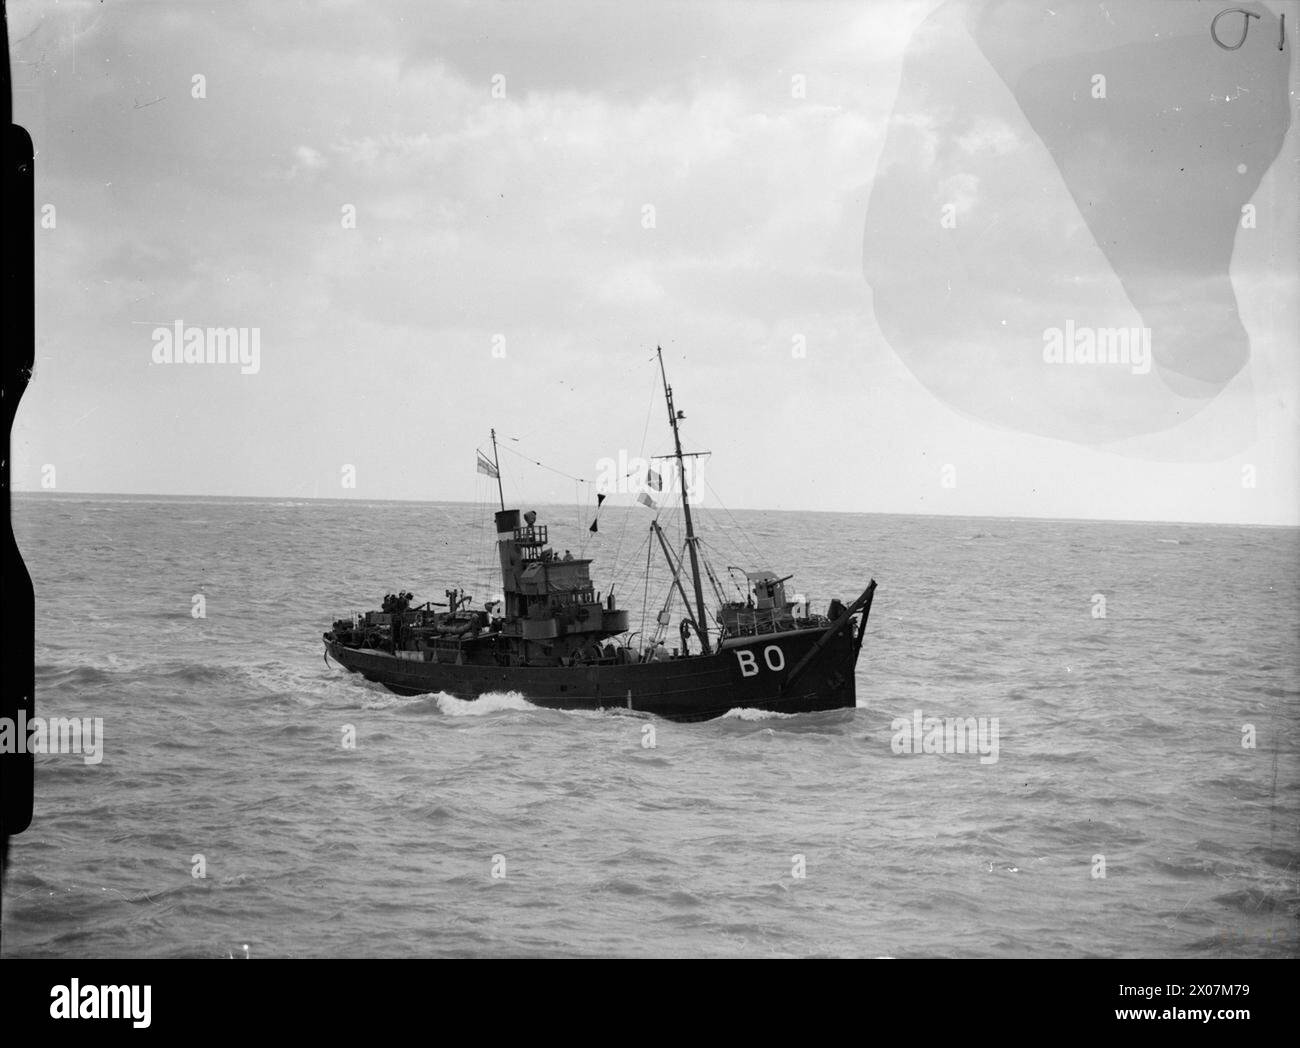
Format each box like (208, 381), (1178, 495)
(10, 0), (1298, 524)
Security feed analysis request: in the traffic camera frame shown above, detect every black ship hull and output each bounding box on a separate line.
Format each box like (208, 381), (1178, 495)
(325, 620), (862, 723)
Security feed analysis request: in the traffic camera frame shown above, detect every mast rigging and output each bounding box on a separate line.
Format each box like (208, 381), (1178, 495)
(656, 346), (711, 655)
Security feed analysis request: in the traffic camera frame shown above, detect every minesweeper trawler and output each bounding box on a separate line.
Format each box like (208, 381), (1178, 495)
(322, 348), (877, 722)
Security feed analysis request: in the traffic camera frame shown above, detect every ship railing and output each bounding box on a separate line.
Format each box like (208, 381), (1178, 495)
(556, 653), (626, 667)
(722, 607), (806, 638)
(732, 608), (778, 630)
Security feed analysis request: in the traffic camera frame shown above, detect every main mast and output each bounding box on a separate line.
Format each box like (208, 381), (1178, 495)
(656, 346), (711, 655)
(490, 427), (505, 512)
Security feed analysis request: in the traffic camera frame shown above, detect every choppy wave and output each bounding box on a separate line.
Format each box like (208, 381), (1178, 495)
(433, 690), (538, 716)
(720, 707), (797, 721)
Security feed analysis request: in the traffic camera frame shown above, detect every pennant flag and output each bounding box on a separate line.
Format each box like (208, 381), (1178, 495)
(637, 492), (657, 510)
(476, 451), (499, 478)
(647, 468), (662, 491)
(589, 492), (607, 533)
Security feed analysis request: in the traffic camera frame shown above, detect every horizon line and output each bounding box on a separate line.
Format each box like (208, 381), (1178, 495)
(11, 488), (1298, 530)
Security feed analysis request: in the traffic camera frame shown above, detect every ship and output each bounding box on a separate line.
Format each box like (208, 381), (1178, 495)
(322, 348), (878, 722)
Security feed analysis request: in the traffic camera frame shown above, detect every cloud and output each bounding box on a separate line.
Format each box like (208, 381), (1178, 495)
(11, 0), (1296, 523)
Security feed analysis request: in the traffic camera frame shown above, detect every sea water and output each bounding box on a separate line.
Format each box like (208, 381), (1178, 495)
(4, 493), (1297, 957)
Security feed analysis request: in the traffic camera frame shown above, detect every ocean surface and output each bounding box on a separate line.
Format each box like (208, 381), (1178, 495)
(4, 493), (1298, 958)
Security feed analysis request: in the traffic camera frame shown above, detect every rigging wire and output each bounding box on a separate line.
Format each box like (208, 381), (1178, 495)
(700, 474), (771, 568)
(643, 499), (686, 645)
(698, 536), (745, 601)
(698, 540), (729, 608)
(638, 532), (654, 649)
(473, 474), (491, 600)
(608, 369), (659, 584)
(496, 441), (594, 486)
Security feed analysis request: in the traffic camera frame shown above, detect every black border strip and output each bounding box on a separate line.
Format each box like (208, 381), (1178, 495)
(1, 0), (38, 918)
